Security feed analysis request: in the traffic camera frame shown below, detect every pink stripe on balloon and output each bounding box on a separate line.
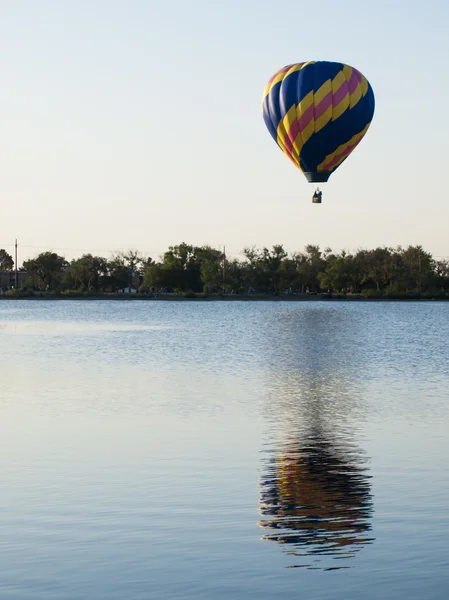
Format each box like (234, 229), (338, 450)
(348, 69), (362, 94)
(332, 81), (348, 107)
(285, 120), (300, 145)
(314, 91), (333, 119)
(283, 104), (315, 154)
(297, 104), (314, 132)
(281, 138), (297, 165)
(284, 127), (298, 155)
(325, 140), (361, 170)
(267, 64), (294, 85)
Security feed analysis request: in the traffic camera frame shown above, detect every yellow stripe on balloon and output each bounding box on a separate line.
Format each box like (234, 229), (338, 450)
(332, 95), (350, 121)
(342, 65), (352, 78)
(331, 71), (349, 121)
(280, 104), (302, 167)
(294, 90), (315, 150)
(313, 78), (332, 133)
(277, 90), (314, 167)
(341, 64), (364, 109)
(332, 70), (346, 93)
(262, 61), (315, 101)
(277, 132), (299, 167)
(314, 78), (332, 104)
(290, 119), (315, 168)
(350, 83), (362, 108)
(282, 104), (297, 137)
(276, 113), (300, 168)
(278, 93), (313, 151)
(360, 75), (369, 97)
(262, 66), (291, 100)
(298, 90), (314, 116)
(315, 105), (333, 133)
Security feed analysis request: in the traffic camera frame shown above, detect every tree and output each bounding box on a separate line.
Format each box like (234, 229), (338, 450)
(23, 252), (68, 290)
(318, 251), (355, 292)
(298, 245), (326, 292)
(434, 259), (449, 292)
(0, 249), (14, 271)
(362, 247), (391, 291)
(63, 254), (108, 291)
(241, 245), (289, 293)
(109, 249), (145, 290)
(264, 245), (288, 293)
(11, 241), (448, 297)
(279, 256), (304, 292)
(196, 246), (224, 293)
(107, 255), (131, 290)
(222, 258), (246, 294)
(141, 245), (225, 294)
(401, 245), (434, 294)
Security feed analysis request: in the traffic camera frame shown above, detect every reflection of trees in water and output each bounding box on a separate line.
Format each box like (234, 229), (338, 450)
(258, 307), (374, 568)
(258, 429), (374, 568)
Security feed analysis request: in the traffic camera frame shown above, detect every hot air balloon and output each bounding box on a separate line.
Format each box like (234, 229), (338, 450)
(262, 61), (375, 203)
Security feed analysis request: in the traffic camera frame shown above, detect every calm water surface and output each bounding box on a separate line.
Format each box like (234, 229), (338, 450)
(0, 300), (448, 599)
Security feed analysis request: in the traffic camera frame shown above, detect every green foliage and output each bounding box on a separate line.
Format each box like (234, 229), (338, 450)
(315, 246), (446, 296)
(0, 249), (14, 271)
(62, 254), (108, 291)
(10, 244), (449, 298)
(142, 243), (225, 293)
(22, 252), (69, 290)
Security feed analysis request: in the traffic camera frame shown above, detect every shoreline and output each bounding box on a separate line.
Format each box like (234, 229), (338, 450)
(1, 294), (448, 302)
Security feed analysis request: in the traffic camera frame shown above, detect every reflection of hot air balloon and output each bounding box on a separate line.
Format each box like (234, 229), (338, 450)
(262, 61), (375, 203)
(258, 429), (374, 568)
(257, 307), (375, 569)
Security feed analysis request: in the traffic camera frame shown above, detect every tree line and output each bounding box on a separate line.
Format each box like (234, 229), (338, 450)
(1, 243), (449, 297)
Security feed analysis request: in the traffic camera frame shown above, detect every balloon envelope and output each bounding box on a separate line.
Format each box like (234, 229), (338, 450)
(262, 61), (375, 183)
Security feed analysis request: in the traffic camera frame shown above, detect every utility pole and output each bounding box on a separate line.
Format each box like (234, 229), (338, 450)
(223, 245), (226, 290)
(15, 239), (18, 289)
(418, 250), (422, 295)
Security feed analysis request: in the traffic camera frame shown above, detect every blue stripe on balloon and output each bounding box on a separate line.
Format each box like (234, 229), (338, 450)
(278, 69), (302, 119)
(297, 62), (342, 110)
(266, 82), (283, 137)
(262, 95), (279, 144)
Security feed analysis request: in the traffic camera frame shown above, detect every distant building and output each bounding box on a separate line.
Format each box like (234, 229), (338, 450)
(0, 271), (27, 290)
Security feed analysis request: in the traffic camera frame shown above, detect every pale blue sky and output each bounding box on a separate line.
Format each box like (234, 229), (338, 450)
(1, 0), (448, 263)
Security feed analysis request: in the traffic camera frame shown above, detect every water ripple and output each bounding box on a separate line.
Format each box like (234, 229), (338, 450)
(258, 429), (374, 569)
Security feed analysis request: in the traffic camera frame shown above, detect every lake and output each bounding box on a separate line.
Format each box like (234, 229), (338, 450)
(0, 299), (448, 599)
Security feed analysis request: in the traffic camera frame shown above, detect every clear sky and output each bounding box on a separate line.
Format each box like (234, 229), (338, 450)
(1, 0), (448, 264)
